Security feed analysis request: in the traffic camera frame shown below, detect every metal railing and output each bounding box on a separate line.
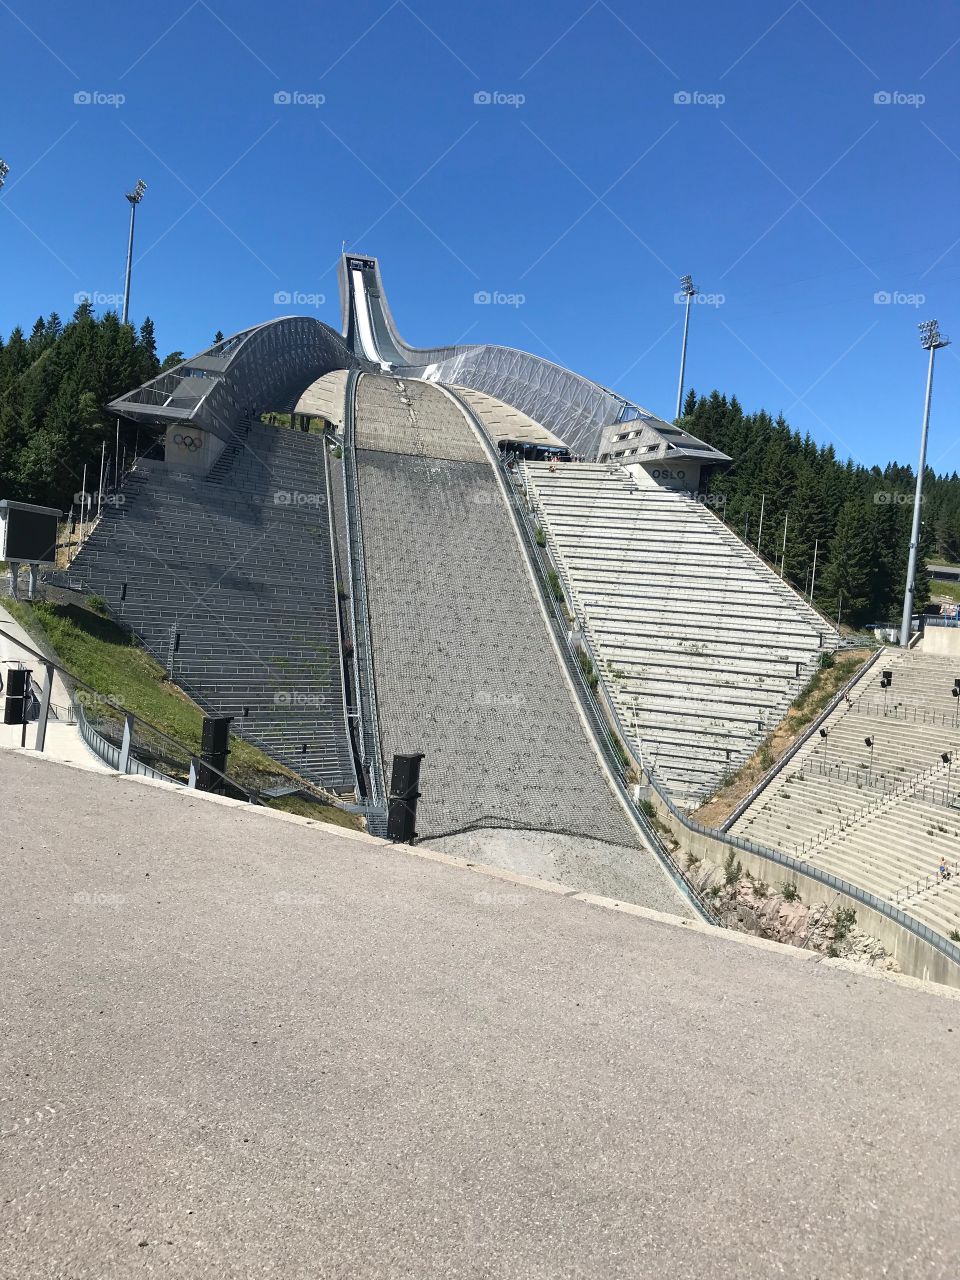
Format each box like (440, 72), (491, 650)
(447, 393), (722, 926)
(0, 625), (261, 803)
(797, 754), (948, 796)
(720, 647), (885, 830)
(656, 779), (960, 967)
(845, 698), (960, 729)
(341, 371), (388, 832)
(893, 859), (960, 905)
(473, 485), (960, 969)
(787, 757), (952, 857)
(322, 437), (364, 801)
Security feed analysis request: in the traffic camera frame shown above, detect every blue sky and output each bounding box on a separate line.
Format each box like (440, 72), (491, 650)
(2, 0), (959, 470)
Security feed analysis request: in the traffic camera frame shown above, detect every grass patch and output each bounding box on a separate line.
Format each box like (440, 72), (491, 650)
(5, 598), (361, 829)
(265, 794), (361, 828)
(931, 580), (960, 604)
(693, 647), (872, 829)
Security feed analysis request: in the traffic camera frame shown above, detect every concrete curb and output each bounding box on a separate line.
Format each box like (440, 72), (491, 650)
(7, 746), (960, 1001)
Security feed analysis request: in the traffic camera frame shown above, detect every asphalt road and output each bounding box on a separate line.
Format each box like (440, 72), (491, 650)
(1, 751), (958, 1279)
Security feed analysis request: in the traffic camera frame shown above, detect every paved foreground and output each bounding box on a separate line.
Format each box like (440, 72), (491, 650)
(1, 752), (959, 1279)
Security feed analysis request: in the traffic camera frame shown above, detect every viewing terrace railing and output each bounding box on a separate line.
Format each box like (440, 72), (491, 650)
(467, 473), (960, 969)
(446, 393), (722, 926)
(0, 625), (263, 804)
(796, 754), (951, 798)
(892, 860), (960, 906)
(783, 758), (952, 857)
(341, 370), (388, 834)
(845, 698), (960, 729)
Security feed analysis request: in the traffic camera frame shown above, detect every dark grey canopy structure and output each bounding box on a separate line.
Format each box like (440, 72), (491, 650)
(108, 317), (365, 442)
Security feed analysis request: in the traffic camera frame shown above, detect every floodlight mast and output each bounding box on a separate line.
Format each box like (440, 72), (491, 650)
(675, 274), (696, 420)
(121, 179), (147, 326)
(899, 320), (950, 647)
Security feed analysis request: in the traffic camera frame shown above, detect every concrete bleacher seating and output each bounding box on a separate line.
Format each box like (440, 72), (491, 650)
(57, 422), (356, 791)
(352, 374), (644, 847)
(731, 646), (960, 943)
(523, 463), (838, 808)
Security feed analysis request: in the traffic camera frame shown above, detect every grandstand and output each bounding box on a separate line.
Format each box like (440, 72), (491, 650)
(731, 647), (960, 941)
(57, 422), (356, 792)
(523, 461), (839, 808)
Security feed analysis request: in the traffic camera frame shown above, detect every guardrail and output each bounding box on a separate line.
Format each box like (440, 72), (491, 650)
(444, 391), (722, 926)
(479, 477), (960, 970)
(720, 647), (885, 830)
(341, 370), (389, 834)
(845, 698), (960, 729)
(322, 436), (364, 802)
(656, 780), (960, 967)
(0, 625), (261, 802)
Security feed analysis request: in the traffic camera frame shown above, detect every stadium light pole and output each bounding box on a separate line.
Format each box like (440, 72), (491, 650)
(899, 320), (950, 647)
(675, 275), (696, 420)
(121, 179), (147, 326)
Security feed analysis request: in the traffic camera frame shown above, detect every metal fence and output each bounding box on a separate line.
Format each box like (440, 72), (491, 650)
(846, 698), (960, 729)
(1, 625), (261, 803)
(341, 370), (388, 834)
(480, 471), (960, 971)
(447, 395), (722, 926)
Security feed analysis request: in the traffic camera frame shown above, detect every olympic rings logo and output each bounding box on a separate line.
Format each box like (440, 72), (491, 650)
(172, 433), (203, 452)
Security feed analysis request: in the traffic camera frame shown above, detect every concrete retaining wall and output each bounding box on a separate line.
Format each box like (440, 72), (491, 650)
(647, 790), (960, 989)
(921, 627), (960, 657)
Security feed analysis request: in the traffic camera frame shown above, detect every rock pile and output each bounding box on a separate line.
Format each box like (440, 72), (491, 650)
(689, 856), (900, 971)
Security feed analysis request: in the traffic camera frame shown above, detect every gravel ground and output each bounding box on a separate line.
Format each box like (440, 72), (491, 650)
(427, 827), (695, 917)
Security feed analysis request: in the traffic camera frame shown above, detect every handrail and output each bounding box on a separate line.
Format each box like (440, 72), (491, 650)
(340, 371), (388, 828)
(322, 438), (363, 800)
(480, 495), (960, 969)
(444, 391), (721, 926)
(845, 698), (960, 729)
(0, 624), (261, 802)
(792, 756), (951, 856)
(720, 647), (884, 830)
